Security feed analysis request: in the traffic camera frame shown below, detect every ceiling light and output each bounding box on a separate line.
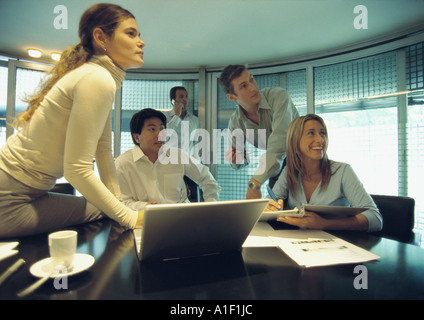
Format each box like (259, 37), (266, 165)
(27, 49), (42, 58)
(51, 52), (61, 61)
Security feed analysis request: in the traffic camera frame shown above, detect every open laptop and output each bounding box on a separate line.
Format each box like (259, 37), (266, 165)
(134, 199), (269, 262)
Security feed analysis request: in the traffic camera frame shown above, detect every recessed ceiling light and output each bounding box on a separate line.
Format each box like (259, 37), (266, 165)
(51, 52), (61, 61)
(28, 49), (42, 58)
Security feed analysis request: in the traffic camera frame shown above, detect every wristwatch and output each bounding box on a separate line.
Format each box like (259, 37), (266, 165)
(248, 181), (261, 190)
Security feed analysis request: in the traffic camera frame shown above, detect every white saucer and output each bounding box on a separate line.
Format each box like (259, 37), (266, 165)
(29, 253), (95, 278)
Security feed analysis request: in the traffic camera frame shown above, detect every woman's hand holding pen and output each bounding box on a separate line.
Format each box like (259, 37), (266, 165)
(265, 199), (284, 212)
(265, 185), (283, 211)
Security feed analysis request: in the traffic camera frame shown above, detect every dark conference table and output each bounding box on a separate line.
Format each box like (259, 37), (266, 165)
(1, 218), (424, 304)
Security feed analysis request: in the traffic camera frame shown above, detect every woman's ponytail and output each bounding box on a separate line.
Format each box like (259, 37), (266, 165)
(13, 42), (92, 129)
(13, 3), (134, 129)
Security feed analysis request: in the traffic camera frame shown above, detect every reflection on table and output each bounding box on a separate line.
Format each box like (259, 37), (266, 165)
(1, 218), (424, 301)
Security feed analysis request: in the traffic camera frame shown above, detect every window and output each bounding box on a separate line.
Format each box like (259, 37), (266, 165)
(15, 67), (45, 114)
(0, 66), (7, 147)
(315, 51), (399, 195)
(1, 65), (46, 147)
(318, 102), (398, 195)
(315, 48), (424, 238)
(408, 91), (424, 232)
(406, 42), (424, 233)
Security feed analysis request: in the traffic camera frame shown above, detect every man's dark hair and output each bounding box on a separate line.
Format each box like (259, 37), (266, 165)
(218, 65), (246, 94)
(169, 86), (187, 102)
(130, 108), (167, 145)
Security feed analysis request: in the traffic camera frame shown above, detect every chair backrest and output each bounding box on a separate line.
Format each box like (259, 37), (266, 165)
(184, 175), (203, 202)
(370, 194), (415, 243)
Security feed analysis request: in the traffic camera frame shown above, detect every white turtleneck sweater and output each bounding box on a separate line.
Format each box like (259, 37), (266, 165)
(0, 55), (138, 229)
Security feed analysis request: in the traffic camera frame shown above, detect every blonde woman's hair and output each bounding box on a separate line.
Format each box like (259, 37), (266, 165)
(285, 114), (334, 196)
(13, 3), (134, 129)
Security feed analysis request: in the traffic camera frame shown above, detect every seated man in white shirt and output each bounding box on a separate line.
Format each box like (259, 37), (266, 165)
(115, 108), (221, 211)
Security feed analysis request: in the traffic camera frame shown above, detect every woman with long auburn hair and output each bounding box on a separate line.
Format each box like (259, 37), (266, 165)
(0, 3), (146, 238)
(266, 114), (382, 232)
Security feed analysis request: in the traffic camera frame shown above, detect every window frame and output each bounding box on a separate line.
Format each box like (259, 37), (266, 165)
(4, 60), (51, 139)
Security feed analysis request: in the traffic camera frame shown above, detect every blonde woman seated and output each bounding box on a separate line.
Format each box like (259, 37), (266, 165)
(266, 114), (382, 232)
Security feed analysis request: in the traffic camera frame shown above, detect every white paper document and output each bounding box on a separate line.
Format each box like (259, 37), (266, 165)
(243, 222), (277, 247)
(244, 223), (380, 268)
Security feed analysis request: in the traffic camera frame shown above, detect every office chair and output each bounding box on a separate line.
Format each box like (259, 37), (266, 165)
(370, 194), (415, 243)
(184, 175), (203, 202)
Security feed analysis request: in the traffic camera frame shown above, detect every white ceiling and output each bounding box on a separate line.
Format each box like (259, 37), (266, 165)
(1, 0), (424, 71)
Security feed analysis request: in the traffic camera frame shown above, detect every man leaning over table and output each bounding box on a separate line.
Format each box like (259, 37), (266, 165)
(115, 108), (221, 211)
(219, 64), (299, 200)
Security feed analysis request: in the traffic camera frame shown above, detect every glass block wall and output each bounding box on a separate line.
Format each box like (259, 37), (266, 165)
(315, 51), (399, 195)
(314, 47), (424, 233)
(406, 42), (424, 232)
(0, 66), (7, 147)
(406, 42), (424, 90)
(15, 68), (46, 113)
(0, 67), (45, 147)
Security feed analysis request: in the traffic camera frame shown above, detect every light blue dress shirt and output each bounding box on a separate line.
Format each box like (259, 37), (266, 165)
(272, 161), (383, 232)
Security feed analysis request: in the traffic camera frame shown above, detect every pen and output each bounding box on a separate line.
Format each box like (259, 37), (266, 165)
(266, 185), (284, 210)
(266, 185), (278, 202)
(0, 258), (25, 286)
